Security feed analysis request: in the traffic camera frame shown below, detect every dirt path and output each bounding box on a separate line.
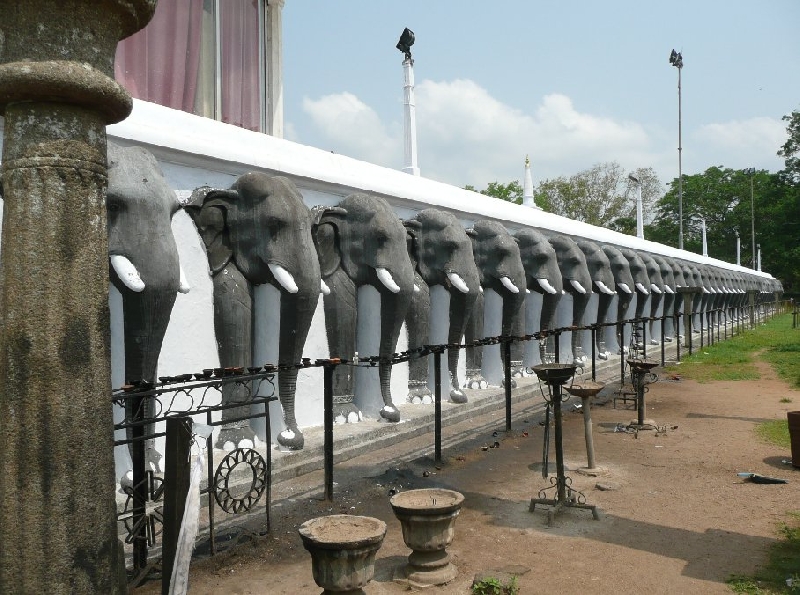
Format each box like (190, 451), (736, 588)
(134, 357), (800, 594)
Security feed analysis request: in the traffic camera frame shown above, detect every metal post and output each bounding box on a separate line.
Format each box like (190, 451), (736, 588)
(131, 394), (147, 571)
(660, 316), (666, 366)
(553, 385), (566, 502)
(619, 322), (625, 384)
(434, 350), (443, 463)
(323, 364), (334, 501)
(162, 418), (193, 595)
(503, 340), (512, 432)
(700, 314), (704, 350)
(554, 333), (561, 363)
(590, 326), (597, 382)
(675, 315), (681, 361)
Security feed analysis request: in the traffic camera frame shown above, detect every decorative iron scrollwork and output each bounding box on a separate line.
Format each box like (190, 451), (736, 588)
(213, 448), (267, 514)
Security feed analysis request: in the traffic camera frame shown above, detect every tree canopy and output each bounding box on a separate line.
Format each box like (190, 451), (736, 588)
(465, 180), (523, 205)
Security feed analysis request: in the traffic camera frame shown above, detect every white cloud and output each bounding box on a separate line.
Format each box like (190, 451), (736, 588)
(692, 117), (785, 172)
(297, 80), (786, 192)
(301, 92), (400, 167)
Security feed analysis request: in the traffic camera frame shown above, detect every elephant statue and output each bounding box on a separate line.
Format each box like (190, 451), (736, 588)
(575, 238), (615, 360)
(601, 244), (635, 355)
(404, 209), (480, 404)
(515, 228), (562, 365)
(313, 193), (414, 423)
(652, 255), (677, 340)
(640, 253), (665, 344)
(548, 233), (592, 363)
(107, 142), (190, 475)
(186, 172), (321, 451)
(464, 220), (527, 388)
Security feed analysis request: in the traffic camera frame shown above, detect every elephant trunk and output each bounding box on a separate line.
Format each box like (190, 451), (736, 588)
(464, 290), (485, 378)
(596, 292), (613, 350)
(322, 268), (357, 404)
(378, 284), (412, 421)
(406, 274), (431, 395)
(571, 292), (589, 360)
(276, 278), (318, 449)
(503, 290), (526, 367)
(447, 288), (477, 396)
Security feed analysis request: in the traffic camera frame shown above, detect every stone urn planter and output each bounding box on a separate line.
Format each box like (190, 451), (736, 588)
(390, 488), (465, 586)
(298, 515), (386, 594)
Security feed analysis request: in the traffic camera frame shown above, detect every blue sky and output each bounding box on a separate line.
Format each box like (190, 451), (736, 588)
(282, 0), (799, 191)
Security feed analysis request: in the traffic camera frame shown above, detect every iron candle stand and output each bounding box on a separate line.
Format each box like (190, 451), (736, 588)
(626, 358), (659, 427)
(529, 364), (600, 525)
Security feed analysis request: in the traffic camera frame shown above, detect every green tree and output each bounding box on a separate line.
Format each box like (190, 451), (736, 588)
(534, 162), (662, 229)
(465, 180), (524, 205)
(778, 108), (800, 181)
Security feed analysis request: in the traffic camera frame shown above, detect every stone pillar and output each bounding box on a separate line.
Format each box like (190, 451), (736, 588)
(0, 2), (156, 593)
(266, 0), (285, 138)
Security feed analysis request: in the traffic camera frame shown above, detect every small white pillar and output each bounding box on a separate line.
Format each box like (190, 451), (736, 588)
(701, 219), (708, 257)
(522, 155), (540, 209)
(635, 183), (644, 239)
(757, 245), (762, 271)
(266, 0), (285, 138)
(402, 57), (420, 176)
(735, 232), (741, 265)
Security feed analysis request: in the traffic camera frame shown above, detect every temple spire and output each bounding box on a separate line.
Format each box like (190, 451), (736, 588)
(522, 155), (540, 209)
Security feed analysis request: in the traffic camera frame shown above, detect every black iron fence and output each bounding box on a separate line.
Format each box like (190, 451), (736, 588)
(114, 297), (790, 589)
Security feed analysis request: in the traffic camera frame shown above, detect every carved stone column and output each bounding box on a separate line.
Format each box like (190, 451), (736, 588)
(0, 2), (156, 593)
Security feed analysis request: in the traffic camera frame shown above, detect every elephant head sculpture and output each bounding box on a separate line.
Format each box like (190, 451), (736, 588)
(620, 248), (650, 319)
(640, 253), (665, 343)
(186, 172), (321, 450)
(464, 220), (527, 387)
(652, 255), (677, 340)
(515, 228), (562, 364)
(313, 193), (415, 423)
(575, 238), (616, 359)
(548, 233), (592, 362)
(601, 244), (636, 354)
(107, 142), (190, 472)
(404, 209), (480, 403)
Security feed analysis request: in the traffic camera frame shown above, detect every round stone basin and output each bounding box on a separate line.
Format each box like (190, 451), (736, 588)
(299, 515), (386, 594)
(532, 363), (577, 386)
(390, 488), (464, 516)
(565, 381), (605, 398)
(627, 359), (659, 372)
(299, 515), (386, 550)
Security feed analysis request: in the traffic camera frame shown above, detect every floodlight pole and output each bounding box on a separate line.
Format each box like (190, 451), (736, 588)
(402, 56), (420, 176)
(701, 218), (708, 256)
(749, 170), (756, 269)
(735, 230), (741, 266)
(676, 60), (683, 249)
(629, 173), (643, 239)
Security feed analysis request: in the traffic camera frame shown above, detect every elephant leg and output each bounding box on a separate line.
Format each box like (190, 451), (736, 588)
(649, 294), (663, 344)
(275, 283), (318, 449)
(213, 264), (256, 450)
(123, 286), (177, 473)
(322, 269), (361, 423)
(406, 275), (432, 404)
(596, 293), (612, 359)
(505, 291), (526, 380)
(447, 290), (476, 403)
(663, 294), (675, 340)
(464, 290), (487, 389)
(377, 286), (413, 422)
(572, 294), (589, 363)
(540, 294), (560, 364)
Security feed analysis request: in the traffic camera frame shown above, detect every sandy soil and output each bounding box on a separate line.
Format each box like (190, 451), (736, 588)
(133, 357), (800, 594)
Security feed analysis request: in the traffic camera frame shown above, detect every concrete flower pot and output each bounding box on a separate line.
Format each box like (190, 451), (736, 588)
(298, 515), (386, 594)
(390, 488), (464, 586)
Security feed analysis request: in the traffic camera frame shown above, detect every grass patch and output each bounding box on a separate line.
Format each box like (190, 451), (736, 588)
(667, 314), (800, 387)
(727, 512), (800, 593)
(755, 419), (791, 450)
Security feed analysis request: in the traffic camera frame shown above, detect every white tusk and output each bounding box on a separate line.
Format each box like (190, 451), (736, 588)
(110, 255), (145, 292)
(526, 288), (531, 294)
(618, 282), (632, 294)
(376, 267), (401, 293)
(650, 283), (662, 294)
(635, 282), (649, 294)
(320, 279), (331, 295)
(178, 264), (191, 294)
(447, 271), (470, 294)
(537, 278), (558, 294)
(569, 279), (587, 294)
(500, 276), (520, 294)
(595, 280), (615, 295)
(665, 286), (675, 294)
(479, 285), (484, 293)
(268, 263), (299, 294)
(702, 287), (710, 294)
(414, 284), (420, 293)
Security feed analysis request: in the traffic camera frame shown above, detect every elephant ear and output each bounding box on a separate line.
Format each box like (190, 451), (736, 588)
(311, 205), (347, 278)
(403, 219), (421, 270)
(186, 187), (239, 275)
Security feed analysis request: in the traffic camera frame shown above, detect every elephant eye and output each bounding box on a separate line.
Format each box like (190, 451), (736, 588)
(107, 197), (125, 215)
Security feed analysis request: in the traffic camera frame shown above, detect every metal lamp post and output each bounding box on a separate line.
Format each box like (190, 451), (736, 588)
(396, 28), (420, 176)
(735, 230), (741, 265)
(669, 49), (684, 250)
(744, 167), (756, 268)
(629, 173), (643, 239)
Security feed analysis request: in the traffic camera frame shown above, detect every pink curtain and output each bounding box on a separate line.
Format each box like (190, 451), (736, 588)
(220, 0), (261, 132)
(115, 0), (204, 113)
